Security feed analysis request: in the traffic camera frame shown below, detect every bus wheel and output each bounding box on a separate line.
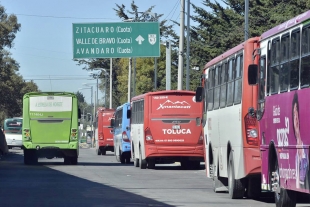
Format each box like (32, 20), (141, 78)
(24, 149), (37, 165)
(96, 148), (102, 155)
(228, 151), (245, 199)
(125, 157), (131, 164)
(148, 158), (155, 169)
(272, 158), (296, 207)
(247, 177), (261, 199)
(71, 156), (78, 165)
(64, 156), (70, 165)
(139, 148), (147, 169)
(101, 150), (106, 155)
(120, 150), (125, 164)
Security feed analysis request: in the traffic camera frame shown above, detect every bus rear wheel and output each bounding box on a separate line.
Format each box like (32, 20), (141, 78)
(272, 157), (296, 207)
(24, 149), (37, 165)
(148, 158), (155, 169)
(228, 151), (245, 199)
(96, 148), (102, 155)
(139, 148), (147, 169)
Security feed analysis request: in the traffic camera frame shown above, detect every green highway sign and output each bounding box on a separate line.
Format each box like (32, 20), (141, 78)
(72, 22), (160, 59)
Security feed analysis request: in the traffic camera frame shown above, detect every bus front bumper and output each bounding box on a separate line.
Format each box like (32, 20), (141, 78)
(23, 142), (78, 150)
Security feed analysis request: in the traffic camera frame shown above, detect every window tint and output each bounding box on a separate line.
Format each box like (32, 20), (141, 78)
(270, 39), (280, 94)
(226, 58), (234, 106)
(291, 29), (300, 59)
(234, 54), (243, 104)
(220, 62), (227, 108)
(259, 56), (266, 101)
(208, 69), (214, 111)
(279, 34), (290, 92)
(302, 26), (310, 55)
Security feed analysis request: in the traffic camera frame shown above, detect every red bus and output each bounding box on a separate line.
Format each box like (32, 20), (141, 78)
(130, 90), (204, 169)
(94, 107), (115, 155)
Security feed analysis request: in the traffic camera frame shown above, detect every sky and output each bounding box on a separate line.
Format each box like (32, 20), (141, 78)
(1, 0), (203, 105)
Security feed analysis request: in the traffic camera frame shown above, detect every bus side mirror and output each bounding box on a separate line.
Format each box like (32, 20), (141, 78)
(248, 64), (258, 85)
(78, 108), (81, 119)
(127, 110), (131, 119)
(195, 87), (203, 102)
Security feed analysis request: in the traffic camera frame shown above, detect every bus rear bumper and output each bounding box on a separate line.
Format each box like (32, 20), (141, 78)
(146, 145), (204, 159)
(244, 147), (261, 175)
(23, 142), (78, 150)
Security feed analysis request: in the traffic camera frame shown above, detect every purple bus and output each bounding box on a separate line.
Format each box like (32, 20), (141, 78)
(248, 9), (310, 207)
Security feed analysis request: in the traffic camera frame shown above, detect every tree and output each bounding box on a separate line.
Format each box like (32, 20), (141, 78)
(0, 4), (39, 124)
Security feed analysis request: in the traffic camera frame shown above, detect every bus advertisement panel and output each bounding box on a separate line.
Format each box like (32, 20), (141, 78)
(22, 92), (81, 165)
(95, 107), (115, 155)
(130, 90), (204, 170)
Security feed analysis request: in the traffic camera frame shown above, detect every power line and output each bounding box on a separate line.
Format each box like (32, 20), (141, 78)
(10, 13), (120, 20)
(163, 0), (180, 21)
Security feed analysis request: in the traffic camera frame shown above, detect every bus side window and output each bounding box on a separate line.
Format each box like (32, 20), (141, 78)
(227, 58), (234, 106)
(290, 29), (300, 90)
(279, 34), (290, 92)
(234, 54), (242, 104)
(301, 26), (310, 88)
(270, 38), (280, 94)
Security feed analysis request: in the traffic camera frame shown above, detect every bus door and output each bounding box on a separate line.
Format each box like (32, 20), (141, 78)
(149, 94), (202, 146)
(29, 96), (72, 144)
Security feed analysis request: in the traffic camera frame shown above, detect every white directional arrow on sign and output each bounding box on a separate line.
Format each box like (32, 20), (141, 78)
(135, 35), (145, 45)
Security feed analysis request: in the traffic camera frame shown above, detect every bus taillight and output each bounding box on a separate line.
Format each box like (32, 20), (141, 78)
(246, 128), (258, 145)
(23, 128), (31, 141)
(145, 127), (154, 144)
(122, 131), (130, 142)
(244, 114), (258, 146)
(198, 131), (203, 144)
(70, 129), (78, 141)
(99, 133), (104, 140)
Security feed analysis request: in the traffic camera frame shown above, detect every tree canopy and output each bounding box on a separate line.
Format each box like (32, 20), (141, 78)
(0, 5), (39, 124)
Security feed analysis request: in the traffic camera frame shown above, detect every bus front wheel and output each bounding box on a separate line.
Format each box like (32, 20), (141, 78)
(228, 151), (245, 199)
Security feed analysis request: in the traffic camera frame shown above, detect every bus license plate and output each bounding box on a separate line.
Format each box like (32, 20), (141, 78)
(172, 125), (180, 130)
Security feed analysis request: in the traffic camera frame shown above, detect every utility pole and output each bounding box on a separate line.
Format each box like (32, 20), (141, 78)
(178, 0), (185, 90)
(186, 0), (190, 90)
(128, 58), (132, 102)
(245, 0), (249, 40)
(109, 58), (112, 109)
(166, 40), (171, 90)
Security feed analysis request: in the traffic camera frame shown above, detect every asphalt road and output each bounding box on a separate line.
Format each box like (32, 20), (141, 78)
(0, 148), (309, 207)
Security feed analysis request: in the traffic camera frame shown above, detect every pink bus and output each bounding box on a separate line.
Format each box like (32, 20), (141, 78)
(248, 10), (310, 206)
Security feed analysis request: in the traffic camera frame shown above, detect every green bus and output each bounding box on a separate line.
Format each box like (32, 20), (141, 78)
(22, 92), (81, 165)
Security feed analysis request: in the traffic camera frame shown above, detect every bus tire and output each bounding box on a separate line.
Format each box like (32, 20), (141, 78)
(64, 156), (70, 165)
(71, 156), (78, 165)
(96, 148), (102, 155)
(139, 148), (147, 169)
(272, 157), (296, 207)
(148, 158), (155, 169)
(228, 151), (245, 199)
(125, 157), (131, 164)
(24, 149), (37, 165)
(247, 177), (261, 199)
(101, 150), (106, 155)
(120, 151), (126, 164)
